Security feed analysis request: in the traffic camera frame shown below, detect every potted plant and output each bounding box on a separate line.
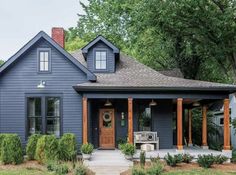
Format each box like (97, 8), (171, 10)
(121, 143), (136, 160)
(80, 143), (94, 160)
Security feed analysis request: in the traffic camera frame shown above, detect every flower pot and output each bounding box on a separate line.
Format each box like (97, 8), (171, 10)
(82, 153), (91, 160)
(125, 155), (133, 160)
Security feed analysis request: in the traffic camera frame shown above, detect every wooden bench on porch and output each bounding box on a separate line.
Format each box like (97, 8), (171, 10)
(134, 131), (159, 150)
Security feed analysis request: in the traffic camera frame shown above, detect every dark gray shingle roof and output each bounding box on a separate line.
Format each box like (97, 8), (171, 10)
(71, 50), (236, 91)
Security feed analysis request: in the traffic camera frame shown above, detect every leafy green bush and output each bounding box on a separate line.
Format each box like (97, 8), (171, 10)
(164, 153), (183, 167)
(121, 143), (136, 156)
(35, 135), (59, 163)
(182, 153), (194, 163)
(214, 155), (228, 164)
(132, 166), (146, 175)
(140, 151), (146, 167)
(1, 134), (23, 164)
(231, 149), (236, 163)
(80, 143), (94, 154)
(197, 154), (215, 168)
(0, 134), (6, 159)
(54, 164), (69, 175)
(132, 162), (164, 175)
(59, 133), (77, 161)
(146, 162), (164, 175)
(74, 163), (87, 175)
(26, 134), (41, 160)
(46, 161), (57, 171)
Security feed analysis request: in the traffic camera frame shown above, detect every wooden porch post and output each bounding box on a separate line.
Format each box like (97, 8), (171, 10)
(128, 98), (133, 144)
(202, 105), (208, 148)
(177, 98), (183, 150)
(82, 97), (88, 144)
(188, 109), (193, 146)
(223, 99), (230, 150)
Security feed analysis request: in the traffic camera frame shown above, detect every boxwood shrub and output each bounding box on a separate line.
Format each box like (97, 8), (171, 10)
(197, 154), (215, 168)
(1, 134), (23, 164)
(35, 135), (59, 163)
(0, 134), (7, 159)
(59, 133), (77, 161)
(26, 134), (41, 160)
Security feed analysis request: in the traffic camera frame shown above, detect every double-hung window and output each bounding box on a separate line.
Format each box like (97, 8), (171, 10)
(38, 49), (51, 72)
(95, 51), (107, 70)
(27, 96), (61, 137)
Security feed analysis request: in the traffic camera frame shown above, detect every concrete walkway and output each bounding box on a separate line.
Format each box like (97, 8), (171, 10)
(84, 149), (133, 175)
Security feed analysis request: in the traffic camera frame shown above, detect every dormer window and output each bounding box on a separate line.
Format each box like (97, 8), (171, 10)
(95, 51), (107, 70)
(38, 48), (51, 73)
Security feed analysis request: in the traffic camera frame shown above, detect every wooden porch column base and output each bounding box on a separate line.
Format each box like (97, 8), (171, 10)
(223, 99), (231, 150)
(128, 98), (133, 144)
(202, 105), (208, 148)
(177, 98), (183, 150)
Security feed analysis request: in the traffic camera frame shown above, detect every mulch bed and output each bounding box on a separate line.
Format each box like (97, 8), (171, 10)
(121, 160), (236, 175)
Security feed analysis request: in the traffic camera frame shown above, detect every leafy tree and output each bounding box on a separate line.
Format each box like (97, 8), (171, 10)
(0, 60), (4, 66)
(74, 0), (236, 82)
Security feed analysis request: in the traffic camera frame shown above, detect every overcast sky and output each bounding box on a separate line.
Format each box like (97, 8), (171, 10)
(0, 0), (87, 61)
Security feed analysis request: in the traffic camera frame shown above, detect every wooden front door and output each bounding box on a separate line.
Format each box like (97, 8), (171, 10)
(99, 108), (115, 149)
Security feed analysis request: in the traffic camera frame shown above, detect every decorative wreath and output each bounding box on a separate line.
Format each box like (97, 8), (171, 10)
(103, 112), (112, 122)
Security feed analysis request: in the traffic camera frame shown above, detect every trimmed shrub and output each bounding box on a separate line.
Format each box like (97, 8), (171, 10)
(197, 154), (215, 168)
(121, 143), (136, 156)
(140, 151), (146, 167)
(0, 134), (7, 159)
(80, 143), (94, 154)
(59, 133), (77, 161)
(182, 153), (194, 163)
(214, 155), (228, 164)
(164, 153), (183, 167)
(1, 134), (23, 164)
(74, 163), (87, 175)
(35, 135), (59, 163)
(231, 149), (236, 163)
(26, 134), (41, 160)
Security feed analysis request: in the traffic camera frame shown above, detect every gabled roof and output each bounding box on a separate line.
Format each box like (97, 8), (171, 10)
(81, 35), (119, 54)
(71, 50), (236, 92)
(0, 31), (96, 81)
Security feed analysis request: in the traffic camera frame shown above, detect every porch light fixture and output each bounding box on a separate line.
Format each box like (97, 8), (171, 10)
(104, 99), (112, 106)
(193, 101), (200, 107)
(37, 80), (46, 89)
(149, 99), (157, 106)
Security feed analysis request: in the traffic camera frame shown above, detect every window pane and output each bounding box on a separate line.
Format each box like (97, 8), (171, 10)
(101, 52), (106, 60)
(27, 98), (42, 135)
(44, 61), (49, 71)
(40, 62), (44, 71)
(47, 118), (60, 137)
(44, 52), (49, 62)
(47, 97), (60, 137)
(95, 60), (101, 69)
(28, 98), (41, 117)
(40, 52), (44, 62)
(96, 52), (100, 61)
(100, 60), (106, 69)
(28, 117), (42, 135)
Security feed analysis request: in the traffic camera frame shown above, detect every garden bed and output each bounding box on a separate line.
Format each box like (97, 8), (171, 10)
(121, 161), (236, 175)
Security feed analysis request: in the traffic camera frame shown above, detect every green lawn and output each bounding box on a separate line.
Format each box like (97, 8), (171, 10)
(0, 168), (54, 175)
(163, 169), (236, 175)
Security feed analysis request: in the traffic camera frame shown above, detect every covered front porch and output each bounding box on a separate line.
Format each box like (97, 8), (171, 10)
(81, 91), (231, 154)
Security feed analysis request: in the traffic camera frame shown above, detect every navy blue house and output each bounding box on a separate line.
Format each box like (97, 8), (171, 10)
(0, 28), (235, 151)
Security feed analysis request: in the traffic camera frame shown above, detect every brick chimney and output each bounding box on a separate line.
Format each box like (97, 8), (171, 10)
(51, 27), (65, 48)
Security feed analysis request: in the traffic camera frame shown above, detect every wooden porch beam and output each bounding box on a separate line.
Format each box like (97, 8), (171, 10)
(82, 97), (88, 144)
(177, 98), (183, 150)
(224, 99), (230, 150)
(202, 105), (208, 148)
(128, 98), (133, 144)
(188, 109), (193, 146)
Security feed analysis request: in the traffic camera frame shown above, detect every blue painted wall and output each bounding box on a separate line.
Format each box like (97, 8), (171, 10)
(86, 41), (115, 73)
(0, 38), (87, 145)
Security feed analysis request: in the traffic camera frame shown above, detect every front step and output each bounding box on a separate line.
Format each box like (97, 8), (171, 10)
(84, 149), (133, 175)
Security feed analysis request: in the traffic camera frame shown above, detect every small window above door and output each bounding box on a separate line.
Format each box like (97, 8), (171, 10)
(95, 51), (107, 70)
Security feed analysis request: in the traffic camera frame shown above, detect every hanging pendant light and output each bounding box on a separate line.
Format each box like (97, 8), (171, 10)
(149, 99), (157, 106)
(193, 101), (200, 107)
(104, 99), (112, 106)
